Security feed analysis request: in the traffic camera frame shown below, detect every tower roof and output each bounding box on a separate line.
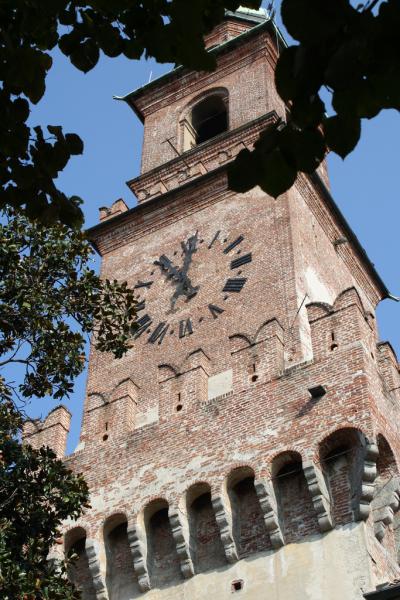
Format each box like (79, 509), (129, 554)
(226, 6), (270, 24)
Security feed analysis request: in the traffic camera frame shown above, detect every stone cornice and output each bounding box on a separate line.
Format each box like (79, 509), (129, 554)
(88, 167), (232, 256)
(128, 111), (279, 203)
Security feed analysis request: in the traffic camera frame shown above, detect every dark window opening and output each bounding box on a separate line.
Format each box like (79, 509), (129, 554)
(276, 460), (302, 479)
(232, 580), (244, 592)
(191, 95), (228, 146)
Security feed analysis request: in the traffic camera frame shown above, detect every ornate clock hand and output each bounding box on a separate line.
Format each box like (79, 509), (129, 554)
(180, 231), (198, 280)
(154, 253), (198, 301)
(154, 234), (200, 312)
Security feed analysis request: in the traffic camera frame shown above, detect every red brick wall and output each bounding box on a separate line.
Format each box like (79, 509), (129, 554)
(230, 476), (271, 557)
(189, 492), (226, 572)
(67, 538), (96, 599)
(147, 506), (182, 588)
(59, 13), (400, 596)
(105, 522), (139, 596)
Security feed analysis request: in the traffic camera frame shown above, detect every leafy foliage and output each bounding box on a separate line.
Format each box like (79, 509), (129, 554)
(229, 0), (400, 197)
(0, 390), (89, 599)
(0, 209), (137, 402)
(0, 0), (260, 226)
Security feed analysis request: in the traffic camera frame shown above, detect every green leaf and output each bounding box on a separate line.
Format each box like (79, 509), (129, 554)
(291, 94), (325, 129)
(281, 0), (352, 44)
(258, 147), (297, 198)
(65, 134), (84, 155)
(227, 148), (259, 193)
(275, 46), (299, 102)
(325, 40), (365, 90)
(323, 114), (361, 159)
(70, 40), (100, 72)
(279, 126), (326, 173)
(47, 125), (64, 139)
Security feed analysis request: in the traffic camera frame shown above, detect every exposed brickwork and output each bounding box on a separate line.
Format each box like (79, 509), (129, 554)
(189, 492), (226, 572)
(25, 10), (400, 600)
(23, 405), (71, 458)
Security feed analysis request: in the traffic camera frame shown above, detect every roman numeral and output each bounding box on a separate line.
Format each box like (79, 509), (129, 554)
(223, 278), (247, 293)
(208, 304), (224, 319)
(148, 322), (169, 345)
(208, 230), (220, 249)
(134, 280), (153, 289)
(179, 318), (193, 338)
(230, 252), (252, 270)
(223, 235), (244, 254)
(134, 314), (152, 339)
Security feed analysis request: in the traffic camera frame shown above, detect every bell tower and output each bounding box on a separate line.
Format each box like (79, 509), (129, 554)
(28, 7), (400, 600)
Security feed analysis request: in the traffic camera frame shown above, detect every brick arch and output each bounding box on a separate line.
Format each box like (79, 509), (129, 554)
(64, 526), (96, 599)
(184, 481), (211, 507)
(86, 392), (108, 411)
(103, 512), (139, 599)
(376, 433), (399, 475)
(185, 481), (226, 573)
(103, 511), (129, 536)
(271, 450), (320, 543)
(64, 525), (87, 553)
(318, 426), (366, 463)
(225, 465), (271, 558)
(141, 498), (182, 588)
(318, 427), (366, 526)
(373, 434), (400, 554)
(269, 449), (305, 477)
(253, 318), (284, 344)
(306, 300), (333, 322)
(229, 333), (252, 354)
(179, 86), (229, 125)
(225, 464), (256, 489)
(178, 86), (229, 153)
(157, 363), (179, 383)
(333, 286), (365, 312)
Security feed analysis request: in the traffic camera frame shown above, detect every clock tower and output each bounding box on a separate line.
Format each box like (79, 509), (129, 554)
(24, 7), (400, 600)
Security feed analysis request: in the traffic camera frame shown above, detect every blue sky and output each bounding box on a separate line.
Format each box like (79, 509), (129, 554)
(26, 3), (399, 453)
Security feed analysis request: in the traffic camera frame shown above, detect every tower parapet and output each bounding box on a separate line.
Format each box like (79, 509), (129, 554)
(22, 405), (71, 458)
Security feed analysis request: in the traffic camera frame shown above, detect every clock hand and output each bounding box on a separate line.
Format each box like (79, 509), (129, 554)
(180, 231), (198, 281)
(154, 254), (197, 296)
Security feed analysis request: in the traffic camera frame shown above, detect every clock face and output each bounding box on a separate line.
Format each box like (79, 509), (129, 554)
(132, 230), (253, 346)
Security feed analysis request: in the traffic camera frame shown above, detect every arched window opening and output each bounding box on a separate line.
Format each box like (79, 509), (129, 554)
(323, 445), (353, 525)
(320, 429), (365, 527)
(105, 516), (140, 599)
(145, 501), (182, 589)
(228, 468), (271, 558)
(273, 454), (319, 544)
(65, 529), (96, 600)
(187, 484), (226, 573)
(182, 93), (228, 151)
(374, 435), (400, 558)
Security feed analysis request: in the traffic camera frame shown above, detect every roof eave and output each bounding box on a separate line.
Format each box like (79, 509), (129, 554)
(115, 18), (284, 120)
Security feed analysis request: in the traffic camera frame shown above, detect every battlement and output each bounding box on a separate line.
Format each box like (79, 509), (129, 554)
(22, 405), (71, 458)
(63, 427), (400, 598)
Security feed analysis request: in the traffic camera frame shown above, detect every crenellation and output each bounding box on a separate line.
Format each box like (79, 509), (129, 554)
(22, 405), (71, 458)
(34, 6), (400, 599)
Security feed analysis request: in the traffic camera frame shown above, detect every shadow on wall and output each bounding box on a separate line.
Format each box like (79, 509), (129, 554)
(65, 528), (96, 600)
(104, 514), (141, 599)
(65, 428), (400, 599)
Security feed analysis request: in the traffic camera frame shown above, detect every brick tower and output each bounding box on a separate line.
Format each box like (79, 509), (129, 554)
(24, 7), (400, 600)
